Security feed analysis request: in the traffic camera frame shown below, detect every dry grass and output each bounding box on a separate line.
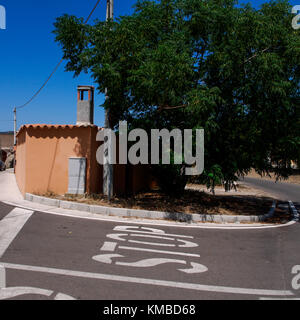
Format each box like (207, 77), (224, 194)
(44, 189), (273, 217)
(247, 169), (300, 184)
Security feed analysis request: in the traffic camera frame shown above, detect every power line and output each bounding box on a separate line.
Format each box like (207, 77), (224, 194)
(16, 59), (63, 110)
(85, 0), (102, 24)
(16, 0), (102, 110)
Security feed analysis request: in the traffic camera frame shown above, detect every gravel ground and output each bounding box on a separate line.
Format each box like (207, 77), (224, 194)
(246, 169), (300, 185)
(41, 181), (274, 217)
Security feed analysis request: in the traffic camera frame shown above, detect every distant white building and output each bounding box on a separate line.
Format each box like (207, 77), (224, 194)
(0, 131), (14, 151)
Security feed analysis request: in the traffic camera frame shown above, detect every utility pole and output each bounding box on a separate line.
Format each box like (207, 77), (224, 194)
(106, 0), (113, 21)
(13, 107), (17, 146)
(103, 0), (114, 200)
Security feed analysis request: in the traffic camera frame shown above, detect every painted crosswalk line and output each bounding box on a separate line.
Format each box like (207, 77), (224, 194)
(0, 207), (34, 258)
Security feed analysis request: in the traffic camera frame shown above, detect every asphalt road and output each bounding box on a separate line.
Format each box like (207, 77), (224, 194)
(0, 201), (300, 301)
(242, 177), (300, 203)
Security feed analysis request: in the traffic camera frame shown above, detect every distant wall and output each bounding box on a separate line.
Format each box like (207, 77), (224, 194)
(15, 130), (26, 195)
(0, 149), (7, 162)
(0, 132), (14, 149)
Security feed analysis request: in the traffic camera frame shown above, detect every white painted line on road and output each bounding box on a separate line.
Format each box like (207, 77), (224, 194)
(118, 245), (201, 257)
(0, 265), (5, 288)
(130, 234), (174, 241)
(113, 226), (194, 238)
(0, 286), (53, 300)
(93, 253), (208, 274)
(0, 208), (34, 258)
(100, 241), (118, 252)
(115, 226), (166, 234)
(177, 239), (199, 248)
(106, 233), (127, 241)
(259, 297), (300, 300)
(0, 262), (294, 297)
(93, 254), (124, 264)
(54, 293), (76, 300)
(116, 258), (187, 268)
(2, 201), (296, 230)
(107, 232), (198, 247)
(128, 239), (176, 247)
(116, 233), (199, 248)
(126, 238), (199, 248)
(179, 262), (208, 274)
(289, 201), (299, 221)
(0, 264), (76, 300)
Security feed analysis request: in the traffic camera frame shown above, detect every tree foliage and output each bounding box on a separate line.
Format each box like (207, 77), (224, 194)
(53, 0), (300, 192)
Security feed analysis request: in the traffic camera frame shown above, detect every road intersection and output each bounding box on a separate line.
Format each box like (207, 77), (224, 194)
(0, 171), (299, 300)
(0, 201), (299, 300)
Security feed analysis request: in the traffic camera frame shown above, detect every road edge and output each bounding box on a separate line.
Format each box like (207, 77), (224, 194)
(289, 201), (300, 222)
(24, 193), (277, 224)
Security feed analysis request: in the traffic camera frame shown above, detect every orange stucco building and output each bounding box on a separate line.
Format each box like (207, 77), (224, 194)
(14, 85), (156, 197)
(15, 124), (103, 196)
(15, 124), (155, 197)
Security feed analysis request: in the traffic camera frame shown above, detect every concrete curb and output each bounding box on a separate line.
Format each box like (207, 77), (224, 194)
(25, 193), (278, 224)
(288, 201), (299, 222)
(258, 200), (277, 222)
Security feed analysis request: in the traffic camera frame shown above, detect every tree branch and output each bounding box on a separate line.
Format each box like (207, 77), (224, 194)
(158, 104), (187, 111)
(244, 47), (270, 64)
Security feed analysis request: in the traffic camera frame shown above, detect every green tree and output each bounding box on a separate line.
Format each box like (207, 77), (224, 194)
(53, 0), (299, 194)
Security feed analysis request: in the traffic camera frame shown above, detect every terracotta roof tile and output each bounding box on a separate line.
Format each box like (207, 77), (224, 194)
(16, 124), (102, 136)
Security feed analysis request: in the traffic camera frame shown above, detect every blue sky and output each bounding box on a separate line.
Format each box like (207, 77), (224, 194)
(0, 0), (298, 132)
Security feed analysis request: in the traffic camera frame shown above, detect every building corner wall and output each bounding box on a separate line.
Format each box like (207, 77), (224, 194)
(15, 129), (27, 195)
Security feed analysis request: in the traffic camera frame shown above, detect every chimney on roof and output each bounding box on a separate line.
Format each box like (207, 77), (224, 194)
(77, 85), (94, 125)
